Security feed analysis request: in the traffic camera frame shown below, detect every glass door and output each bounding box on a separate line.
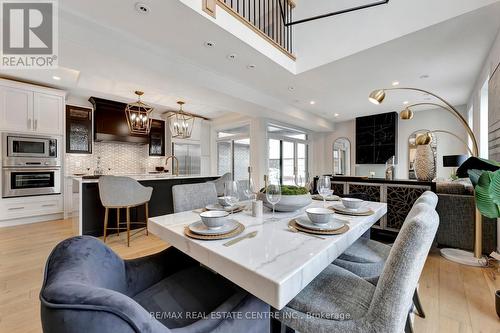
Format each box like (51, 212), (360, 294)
(268, 139), (308, 185)
(217, 137), (251, 181)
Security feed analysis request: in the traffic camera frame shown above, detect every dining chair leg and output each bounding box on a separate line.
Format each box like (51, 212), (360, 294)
(405, 312), (413, 333)
(413, 289), (425, 318)
(145, 202), (149, 236)
(126, 207), (131, 247)
(116, 208), (120, 237)
(103, 207), (109, 243)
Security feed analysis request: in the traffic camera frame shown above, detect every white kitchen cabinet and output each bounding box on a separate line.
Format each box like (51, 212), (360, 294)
(0, 86), (34, 132)
(0, 194), (63, 222)
(0, 79), (65, 135)
(34, 92), (64, 135)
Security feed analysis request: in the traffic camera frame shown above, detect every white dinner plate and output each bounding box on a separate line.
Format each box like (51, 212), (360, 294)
(188, 219), (239, 235)
(206, 204), (244, 212)
(330, 203), (372, 215)
(295, 216), (345, 231)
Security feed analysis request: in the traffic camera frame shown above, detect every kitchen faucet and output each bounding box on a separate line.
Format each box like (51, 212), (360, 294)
(166, 155), (179, 176)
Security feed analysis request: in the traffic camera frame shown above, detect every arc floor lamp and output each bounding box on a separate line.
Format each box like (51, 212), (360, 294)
(369, 87), (486, 266)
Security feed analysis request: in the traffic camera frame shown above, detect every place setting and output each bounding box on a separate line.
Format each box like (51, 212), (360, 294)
(288, 207), (350, 238)
(185, 180), (253, 242)
(329, 197), (375, 216)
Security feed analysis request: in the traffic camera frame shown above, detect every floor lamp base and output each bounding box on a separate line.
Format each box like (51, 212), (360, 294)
(440, 248), (488, 267)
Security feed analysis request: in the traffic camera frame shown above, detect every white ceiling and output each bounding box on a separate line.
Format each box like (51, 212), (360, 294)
(1, 0), (499, 131)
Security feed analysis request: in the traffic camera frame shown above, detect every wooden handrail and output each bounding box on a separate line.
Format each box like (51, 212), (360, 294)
(204, 0), (295, 59)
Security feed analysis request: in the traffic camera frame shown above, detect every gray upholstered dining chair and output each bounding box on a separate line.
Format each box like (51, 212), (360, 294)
(40, 236), (270, 333)
(99, 176), (153, 246)
(172, 182), (218, 213)
(207, 172), (232, 196)
(333, 191), (438, 318)
(277, 202), (439, 333)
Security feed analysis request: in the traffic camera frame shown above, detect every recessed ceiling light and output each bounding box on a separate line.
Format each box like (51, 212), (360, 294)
(334, 113), (339, 117)
(227, 53), (237, 61)
(310, 101), (316, 105)
(135, 2), (150, 14)
(288, 86), (295, 91)
(246, 64), (256, 69)
(419, 74), (430, 79)
(392, 81), (400, 86)
(52, 75), (61, 81)
(403, 101), (409, 105)
(204, 41), (216, 48)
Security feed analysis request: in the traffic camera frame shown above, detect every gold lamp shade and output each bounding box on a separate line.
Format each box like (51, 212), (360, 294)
(368, 89), (386, 104)
(399, 107), (414, 120)
(125, 91), (153, 135)
(415, 132), (432, 145)
(168, 101), (195, 139)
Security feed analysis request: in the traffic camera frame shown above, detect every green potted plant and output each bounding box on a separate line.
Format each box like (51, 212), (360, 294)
(258, 185), (312, 212)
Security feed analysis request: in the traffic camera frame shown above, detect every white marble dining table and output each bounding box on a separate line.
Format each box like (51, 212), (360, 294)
(148, 200), (387, 310)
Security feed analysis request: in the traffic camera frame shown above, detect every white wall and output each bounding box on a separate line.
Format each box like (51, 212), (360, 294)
(312, 108), (469, 180)
(467, 27), (500, 158)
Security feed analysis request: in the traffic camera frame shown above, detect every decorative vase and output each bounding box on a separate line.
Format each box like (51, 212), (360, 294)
(414, 144), (435, 181)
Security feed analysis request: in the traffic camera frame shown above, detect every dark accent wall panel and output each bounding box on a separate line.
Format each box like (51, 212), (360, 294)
(356, 112), (397, 164)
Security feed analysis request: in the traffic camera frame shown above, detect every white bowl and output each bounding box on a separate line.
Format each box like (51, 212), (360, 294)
(341, 197), (364, 210)
(200, 210), (230, 229)
(218, 197), (230, 207)
(306, 207), (334, 225)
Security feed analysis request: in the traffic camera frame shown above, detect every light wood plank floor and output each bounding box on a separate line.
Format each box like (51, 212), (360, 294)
(0, 219), (499, 333)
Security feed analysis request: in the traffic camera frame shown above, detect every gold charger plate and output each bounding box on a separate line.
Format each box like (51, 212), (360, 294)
(289, 219), (349, 235)
(184, 222), (245, 240)
(329, 205), (374, 216)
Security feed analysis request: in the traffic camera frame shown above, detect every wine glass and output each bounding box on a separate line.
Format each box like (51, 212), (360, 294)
(242, 178), (257, 201)
(266, 182), (282, 222)
(317, 176), (333, 207)
(224, 181), (239, 216)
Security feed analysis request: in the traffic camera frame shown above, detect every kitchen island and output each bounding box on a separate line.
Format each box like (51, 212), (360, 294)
(71, 174), (219, 236)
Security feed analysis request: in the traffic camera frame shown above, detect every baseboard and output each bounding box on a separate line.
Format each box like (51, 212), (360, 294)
(0, 213), (64, 227)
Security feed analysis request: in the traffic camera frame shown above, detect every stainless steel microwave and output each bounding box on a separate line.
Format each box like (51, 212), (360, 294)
(2, 133), (60, 167)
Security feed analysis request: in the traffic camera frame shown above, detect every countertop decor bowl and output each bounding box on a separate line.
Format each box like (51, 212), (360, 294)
(306, 207), (333, 224)
(258, 186), (312, 212)
(200, 211), (229, 230)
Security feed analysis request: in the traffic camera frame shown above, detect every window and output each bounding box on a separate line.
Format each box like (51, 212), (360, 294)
(267, 124), (309, 185)
(216, 126), (250, 181)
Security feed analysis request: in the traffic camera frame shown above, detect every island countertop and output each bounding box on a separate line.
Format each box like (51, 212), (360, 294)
(70, 173), (221, 183)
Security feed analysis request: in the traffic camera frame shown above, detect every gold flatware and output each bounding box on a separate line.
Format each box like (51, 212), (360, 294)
(223, 231), (258, 247)
(288, 225), (326, 240)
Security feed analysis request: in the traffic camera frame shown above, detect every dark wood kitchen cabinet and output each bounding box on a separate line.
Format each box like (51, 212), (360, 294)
(149, 119), (165, 156)
(66, 105), (92, 154)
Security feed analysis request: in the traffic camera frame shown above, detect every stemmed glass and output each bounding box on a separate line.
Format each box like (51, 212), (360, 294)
(224, 181), (239, 216)
(242, 178), (257, 201)
(317, 176), (333, 207)
(266, 182), (282, 222)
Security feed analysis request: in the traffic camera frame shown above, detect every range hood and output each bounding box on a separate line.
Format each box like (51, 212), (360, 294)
(89, 97), (148, 144)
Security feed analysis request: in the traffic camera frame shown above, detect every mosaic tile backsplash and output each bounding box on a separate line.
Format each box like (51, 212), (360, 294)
(65, 142), (166, 176)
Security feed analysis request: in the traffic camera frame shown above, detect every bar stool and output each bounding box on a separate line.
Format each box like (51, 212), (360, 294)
(98, 176), (153, 247)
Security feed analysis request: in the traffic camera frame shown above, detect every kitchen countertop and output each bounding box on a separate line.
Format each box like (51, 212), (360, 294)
(70, 174), (222, 183)
(317, 175), (435, 187)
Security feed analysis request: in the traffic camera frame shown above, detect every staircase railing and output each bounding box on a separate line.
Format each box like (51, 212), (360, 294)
(214, 0), (295, 58)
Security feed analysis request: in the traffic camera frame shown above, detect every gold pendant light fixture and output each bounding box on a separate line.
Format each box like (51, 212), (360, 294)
(168, 101), (195, 139)
(125, 91), (153, 135)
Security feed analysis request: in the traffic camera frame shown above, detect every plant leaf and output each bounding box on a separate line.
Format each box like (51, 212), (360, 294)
(489, 170), (500, 206)
(467, 169), (483, 187)
(475, 183), (500, 218)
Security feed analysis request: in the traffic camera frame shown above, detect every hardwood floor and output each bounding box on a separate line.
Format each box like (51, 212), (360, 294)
(0, 219), (499, 333)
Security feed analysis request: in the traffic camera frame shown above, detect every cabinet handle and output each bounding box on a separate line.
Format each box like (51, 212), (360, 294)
(8, 206), (25, 210)
(42, 204), (56, 207)
(34, 119), (38, 130)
